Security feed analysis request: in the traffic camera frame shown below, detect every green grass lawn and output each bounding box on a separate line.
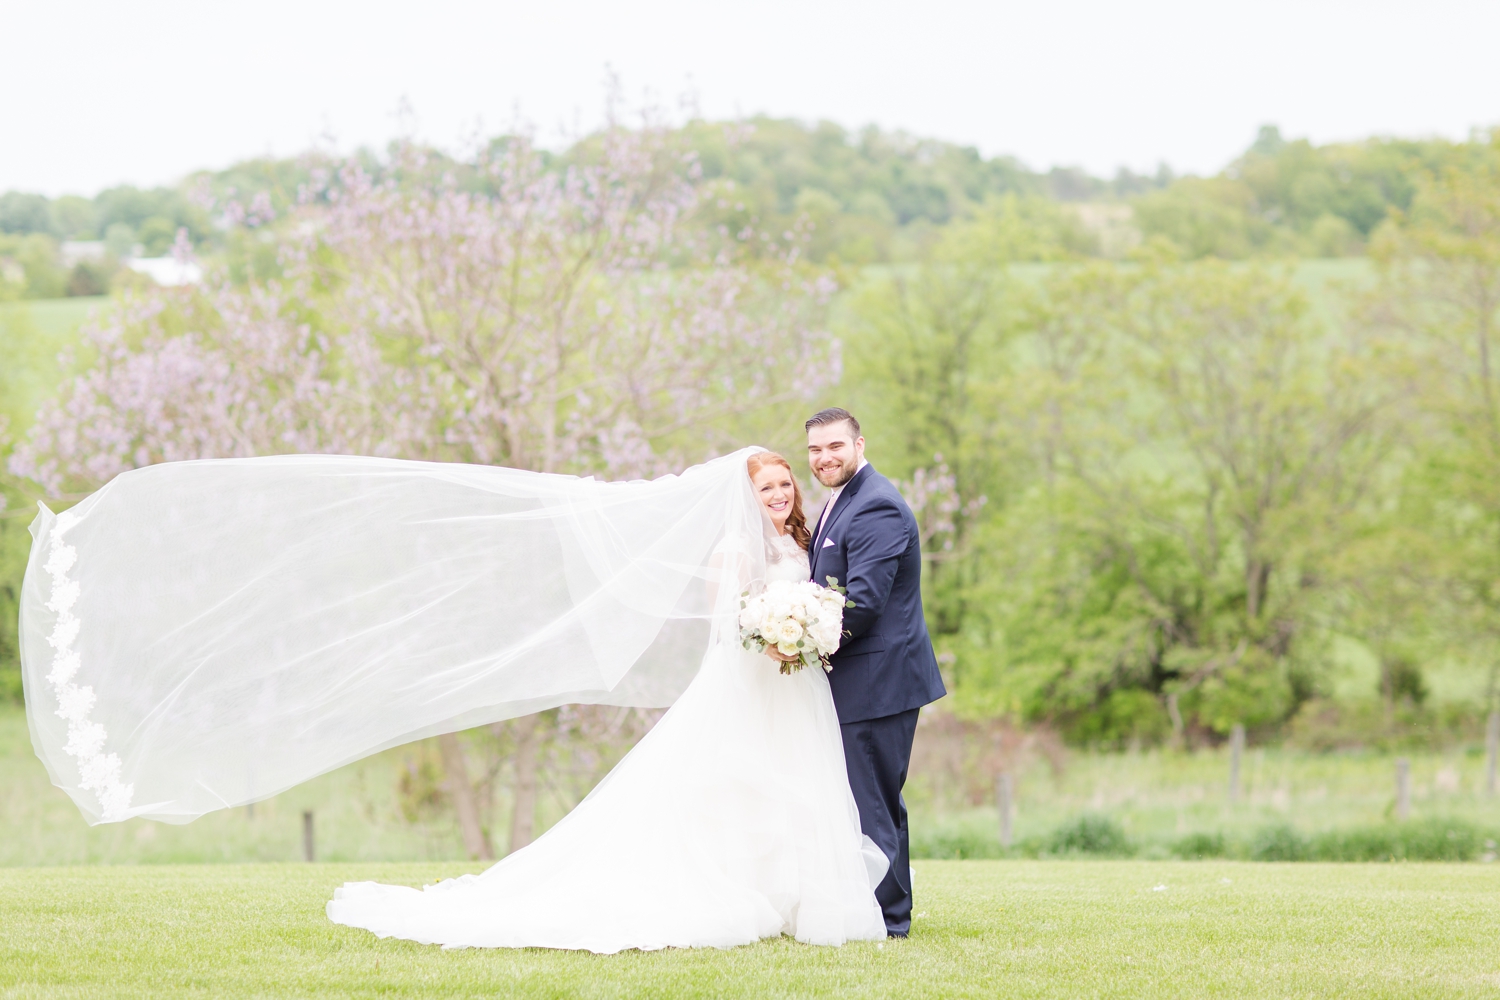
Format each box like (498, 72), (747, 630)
(0, 296), (103, 432)
(3, 861), (1499, 998)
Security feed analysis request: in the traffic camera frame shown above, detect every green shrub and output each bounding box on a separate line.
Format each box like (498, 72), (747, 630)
(1048, 815), (1133, 856)
(1286, 698), (1485, 752)
(1251, 823), (1310, 861)
(910, 823), (1006, 860)
(1064, 689), (1173, 749)
(1311, 820), (1483, 862)
(1171, 831), (1228, 859)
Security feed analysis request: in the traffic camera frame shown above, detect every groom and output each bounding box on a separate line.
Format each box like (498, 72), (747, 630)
(805, 408), (947, 938)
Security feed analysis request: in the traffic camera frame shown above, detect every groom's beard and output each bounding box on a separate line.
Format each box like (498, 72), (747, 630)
(814, 460), (857, 489)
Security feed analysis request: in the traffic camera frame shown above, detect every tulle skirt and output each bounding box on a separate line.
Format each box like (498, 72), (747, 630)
(326, 643), (888, 952)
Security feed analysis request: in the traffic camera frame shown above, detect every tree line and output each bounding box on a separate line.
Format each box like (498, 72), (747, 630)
(4, 119), (1491, 303)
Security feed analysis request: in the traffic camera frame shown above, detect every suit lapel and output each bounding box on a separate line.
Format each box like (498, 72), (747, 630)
(811, 463), (872, 581)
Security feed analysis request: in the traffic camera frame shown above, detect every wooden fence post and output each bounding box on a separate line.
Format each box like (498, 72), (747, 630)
(996, 773), (1014, 849)
(302, 810), (315, 862)
(1228, 724), (1245, 803)
(1395, 758), (1411, 821)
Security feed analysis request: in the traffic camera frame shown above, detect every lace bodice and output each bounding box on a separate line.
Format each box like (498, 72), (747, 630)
(765, 532), (811, 584)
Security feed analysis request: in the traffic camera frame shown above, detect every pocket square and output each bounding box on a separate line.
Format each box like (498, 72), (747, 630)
(822, 537), (836, 549)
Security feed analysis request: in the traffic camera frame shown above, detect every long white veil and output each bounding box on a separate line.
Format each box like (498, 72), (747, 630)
(18, 447), (772, 825)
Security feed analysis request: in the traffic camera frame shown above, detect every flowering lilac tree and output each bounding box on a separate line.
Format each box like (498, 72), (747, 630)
(8, 283), (404, 494)
(897, 456), (986, 563)
(11, 124), (838, 856)
(13, 127), (836, 492)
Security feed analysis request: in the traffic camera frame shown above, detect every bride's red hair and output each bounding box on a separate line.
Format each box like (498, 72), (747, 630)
(746, 451), (812, 551)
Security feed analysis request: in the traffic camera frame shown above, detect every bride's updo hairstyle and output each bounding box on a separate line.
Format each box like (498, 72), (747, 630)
(746, 451), (812, 551)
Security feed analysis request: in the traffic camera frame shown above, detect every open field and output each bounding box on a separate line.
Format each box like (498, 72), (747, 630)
(3, 860), (1499, 998)
(909, 740), (1500, 860)
(0, 298), (103, 340)
(7, 706), (1500, 866)
(0, 706), (476, 866)
(0, 296), (104, 432)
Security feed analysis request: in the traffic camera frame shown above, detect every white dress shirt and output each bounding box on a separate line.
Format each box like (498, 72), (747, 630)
(816, 458), (868, 539)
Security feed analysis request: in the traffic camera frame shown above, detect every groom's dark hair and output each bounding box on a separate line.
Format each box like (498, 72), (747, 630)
(805, 407), (861, 438)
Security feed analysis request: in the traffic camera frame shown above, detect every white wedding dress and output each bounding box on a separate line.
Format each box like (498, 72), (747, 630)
(326, 531), (888, 952)
(17, 448), (885, 951)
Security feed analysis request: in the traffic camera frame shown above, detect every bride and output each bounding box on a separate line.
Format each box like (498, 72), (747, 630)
(327, 451), (888, 950)
(19, 447), (888, 952)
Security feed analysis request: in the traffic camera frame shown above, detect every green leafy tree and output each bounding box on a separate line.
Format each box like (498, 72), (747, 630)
(0, 234), (65, 299)
(1362, 141), (1500, 705)
(0, 193), (53, 235)
(1132, 177), (1281, 259)
(963, 259), (1397, 743)
(48, 196), (97, 239)
(680, 118), (1046, 264)
(838, 198), (1074, 652)
(1132, 126), (1493, 259)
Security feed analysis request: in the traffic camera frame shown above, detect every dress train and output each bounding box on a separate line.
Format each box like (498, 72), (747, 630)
(327, 596), (887, 951)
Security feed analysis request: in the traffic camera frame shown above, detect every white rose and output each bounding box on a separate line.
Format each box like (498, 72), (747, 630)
(777, 619), (804, 644)
(777, 640), (800, 657)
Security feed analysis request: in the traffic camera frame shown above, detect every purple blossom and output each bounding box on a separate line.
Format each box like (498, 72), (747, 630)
(11, 126), (837, 492)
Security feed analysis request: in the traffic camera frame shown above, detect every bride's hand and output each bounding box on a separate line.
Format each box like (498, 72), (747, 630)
(765, 647), (798, 663)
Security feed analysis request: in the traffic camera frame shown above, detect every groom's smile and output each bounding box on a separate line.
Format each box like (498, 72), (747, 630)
(807, 419), (866, 489)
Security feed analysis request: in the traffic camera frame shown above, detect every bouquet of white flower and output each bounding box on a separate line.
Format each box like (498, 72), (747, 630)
(738, 576), (855, 675)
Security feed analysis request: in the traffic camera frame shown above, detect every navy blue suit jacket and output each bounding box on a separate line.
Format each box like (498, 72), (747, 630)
(809, 463), (947, 724)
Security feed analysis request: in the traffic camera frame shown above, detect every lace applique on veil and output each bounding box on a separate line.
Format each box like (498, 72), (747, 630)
(41, 511), (134, 821)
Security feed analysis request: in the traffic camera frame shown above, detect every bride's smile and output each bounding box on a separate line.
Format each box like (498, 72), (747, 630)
(749, 454), (807, 541)
(754, 468), (795, 528)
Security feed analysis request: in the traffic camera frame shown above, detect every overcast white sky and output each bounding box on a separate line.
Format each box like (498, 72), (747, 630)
(5, 0), (1498, 196)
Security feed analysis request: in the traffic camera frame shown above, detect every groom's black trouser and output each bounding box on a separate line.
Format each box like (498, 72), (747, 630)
(840, 707), (920, 937)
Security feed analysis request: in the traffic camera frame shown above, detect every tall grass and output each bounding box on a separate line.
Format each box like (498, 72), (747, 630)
(0, 706), (484, 865)
(8, 705), (1500, 866)
(908, 741), (1500, 861)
